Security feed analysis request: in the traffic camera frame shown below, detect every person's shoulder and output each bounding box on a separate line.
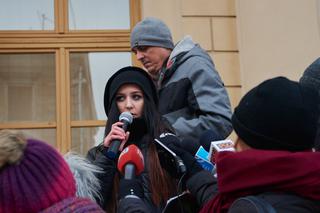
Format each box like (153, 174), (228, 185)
(229, 192), (320, 213)
(180, 47), (213, 69)
(87, 145), (104, 159)
(182, 44), (209, 59)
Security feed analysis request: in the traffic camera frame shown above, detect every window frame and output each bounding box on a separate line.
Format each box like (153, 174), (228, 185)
(0, 0), (141, 153)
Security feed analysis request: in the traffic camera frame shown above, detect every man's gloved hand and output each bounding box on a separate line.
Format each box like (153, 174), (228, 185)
(157, 133), (203, 178)
(157, 133), (181, 147)
(166, 142), (203, 178)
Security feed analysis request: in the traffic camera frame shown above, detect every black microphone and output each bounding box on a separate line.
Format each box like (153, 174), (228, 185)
(106, 111), (133, 159)
(154, 133), (187, 177)
(180, 138), (214, 173)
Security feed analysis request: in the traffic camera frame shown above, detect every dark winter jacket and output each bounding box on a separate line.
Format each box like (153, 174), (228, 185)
(157, 36), (233, 141)
(87, 146), (116, 209)
(186, 170), (218, 207)
(118, 197), (149, 213)
(87, 141), (165, 213)
(186, 169), (320, 213)
(199, 150), (320, 213)
(229, 192), (320, 213)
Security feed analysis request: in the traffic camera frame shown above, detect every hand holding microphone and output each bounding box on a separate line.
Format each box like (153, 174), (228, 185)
(156, 133), (201, 178)
(105, 112), (133, 159)
(168, 142), (203, 178)
(117, 144), (144, 199)
(180, 138), (215, 174)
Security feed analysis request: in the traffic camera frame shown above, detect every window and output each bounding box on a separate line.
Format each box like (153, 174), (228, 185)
(0, 53), (56, 123)
(69, 51), (132, 153)
(68, 0), (130, 30)
(0, 0), (141, 155)
(0, 0), (54, 30)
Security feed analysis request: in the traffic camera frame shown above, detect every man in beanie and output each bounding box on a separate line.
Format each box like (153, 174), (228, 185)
(131, 17), (233, 141)
(160, 77), (320, 212)
(0, 129), (104, 213)
(300, 57), (320, 150)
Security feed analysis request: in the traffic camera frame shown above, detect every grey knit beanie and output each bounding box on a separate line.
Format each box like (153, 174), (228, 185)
(131, 17), (174, 50)
(299, 57), (320, 93)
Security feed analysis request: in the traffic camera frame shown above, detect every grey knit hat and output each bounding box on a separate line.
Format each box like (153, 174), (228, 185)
(299, 57), (320, 93)
(131, 17), (174, 50)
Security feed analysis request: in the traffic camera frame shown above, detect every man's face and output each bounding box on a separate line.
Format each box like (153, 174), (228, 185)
(132, 46), (172, 76)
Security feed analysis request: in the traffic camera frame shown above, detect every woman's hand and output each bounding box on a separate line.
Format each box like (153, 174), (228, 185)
(103, 121), (130, 152)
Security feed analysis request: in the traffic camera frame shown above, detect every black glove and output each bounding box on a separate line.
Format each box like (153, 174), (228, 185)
(156, 133), (204, 178)
(119, 178), (144, 199)
(166, 142), (203, 178)
(157, 133), (181, 146)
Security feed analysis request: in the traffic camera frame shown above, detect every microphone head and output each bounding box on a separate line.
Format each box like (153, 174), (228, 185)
(117, 144), (144, 176)
(119, 111), (133, 124)
(199, 130), (222, 151)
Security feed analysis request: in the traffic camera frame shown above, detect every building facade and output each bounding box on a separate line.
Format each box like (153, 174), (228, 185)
(1, 0), (319, 154)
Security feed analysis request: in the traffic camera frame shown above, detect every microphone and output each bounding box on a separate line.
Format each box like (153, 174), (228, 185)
(208, 139), (235, 164)
(117, 144), (144, 179)
(154, 133), (187, 177)
(180, 138), (214, 173)
(106, 111), (133, 159)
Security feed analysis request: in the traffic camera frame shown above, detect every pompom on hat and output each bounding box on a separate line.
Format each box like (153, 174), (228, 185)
(0, 130), (103, 213)
(232, 77), (320, 151)
(104, 66), (158, 115)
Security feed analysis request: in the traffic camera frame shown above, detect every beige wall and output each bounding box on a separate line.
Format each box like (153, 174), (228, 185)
(236, 0), (320, 92)
(140, 0), (184, 41)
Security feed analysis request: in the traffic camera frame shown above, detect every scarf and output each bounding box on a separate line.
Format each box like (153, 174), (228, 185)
(200, 149), (320, 213)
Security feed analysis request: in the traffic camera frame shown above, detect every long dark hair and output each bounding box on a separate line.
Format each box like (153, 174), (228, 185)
(105, 89), (176, 212)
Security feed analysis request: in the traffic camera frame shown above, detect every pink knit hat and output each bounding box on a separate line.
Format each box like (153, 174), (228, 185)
(40, 197), (103, 213)
(0, 130), (76, 213)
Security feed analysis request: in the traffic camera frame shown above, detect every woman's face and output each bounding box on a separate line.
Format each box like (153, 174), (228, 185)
(115, 84), (144, 118)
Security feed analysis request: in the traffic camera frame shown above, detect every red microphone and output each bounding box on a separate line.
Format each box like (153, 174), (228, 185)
(117, 144), (144, 179)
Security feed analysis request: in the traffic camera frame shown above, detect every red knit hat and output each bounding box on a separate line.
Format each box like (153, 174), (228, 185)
(0, 130), (76, 213)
